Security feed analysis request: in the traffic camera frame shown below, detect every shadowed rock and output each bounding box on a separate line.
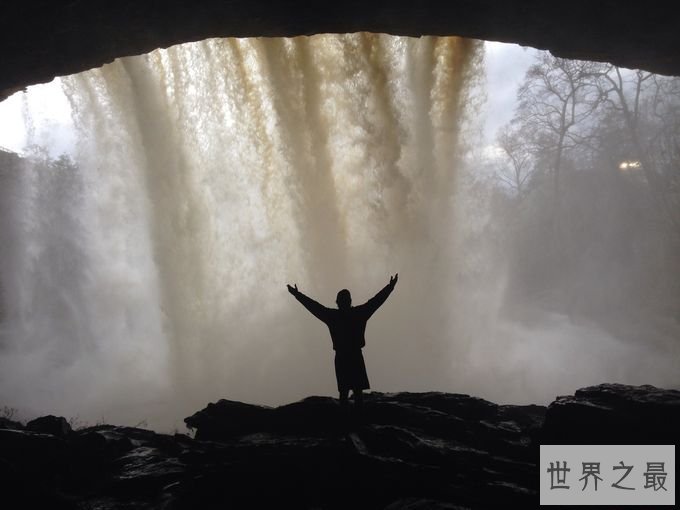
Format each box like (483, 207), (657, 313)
(1, 383), (677, 509)
(26, 415), (73, 437)
(0, 416), (24, 431)
(2, 1), (680, 102)
(539, 383), (680, 444)
(184, 399), (273, 440)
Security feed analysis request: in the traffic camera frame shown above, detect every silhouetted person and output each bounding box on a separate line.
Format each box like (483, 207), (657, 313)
(287, 274), (398, 408)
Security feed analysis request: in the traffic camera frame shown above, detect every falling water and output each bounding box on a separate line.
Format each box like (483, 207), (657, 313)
(0, 35), (482, 428)
(3, 35), (677, 431)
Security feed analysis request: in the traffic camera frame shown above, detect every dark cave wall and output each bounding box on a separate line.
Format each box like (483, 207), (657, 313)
(2, 0), (679, 101)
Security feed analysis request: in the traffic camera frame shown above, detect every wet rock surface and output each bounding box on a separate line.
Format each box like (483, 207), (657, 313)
(1, 383), (677, 509)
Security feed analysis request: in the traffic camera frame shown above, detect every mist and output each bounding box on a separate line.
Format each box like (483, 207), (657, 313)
(0, 35), (678, 431)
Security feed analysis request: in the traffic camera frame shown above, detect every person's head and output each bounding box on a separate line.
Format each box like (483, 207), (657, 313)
(336, 289), (352, 309)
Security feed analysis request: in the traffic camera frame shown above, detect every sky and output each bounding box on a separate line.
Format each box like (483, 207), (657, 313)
(0, 40), (538, 157)
(482, 41), (537, 141)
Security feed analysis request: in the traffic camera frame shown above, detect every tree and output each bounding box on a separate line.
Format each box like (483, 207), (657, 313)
(488, 53), (680, 320)
(495, 126), (534, 197)
(514, 54), (606, 205)
(594, 67), (680, 237)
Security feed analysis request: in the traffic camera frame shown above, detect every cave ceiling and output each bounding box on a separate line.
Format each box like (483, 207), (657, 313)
(2, 0), (679, 102)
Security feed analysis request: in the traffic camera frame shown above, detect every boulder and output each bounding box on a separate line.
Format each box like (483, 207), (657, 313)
(184, 399), (273, 440)
(26, 415), (73, 437)
(539, 383), (680, 444)
(0, 416), (24, 431)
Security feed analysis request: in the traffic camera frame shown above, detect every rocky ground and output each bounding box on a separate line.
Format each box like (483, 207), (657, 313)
(1, 383), (677, 509)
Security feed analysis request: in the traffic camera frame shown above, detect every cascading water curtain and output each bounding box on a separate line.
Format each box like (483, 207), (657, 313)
(0, 35), (481, 429)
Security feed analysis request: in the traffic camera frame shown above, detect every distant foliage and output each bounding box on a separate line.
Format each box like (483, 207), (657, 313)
(484, 54), (680, 328)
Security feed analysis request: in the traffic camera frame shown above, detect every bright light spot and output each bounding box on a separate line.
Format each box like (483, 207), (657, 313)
(618, 160), (641, 171)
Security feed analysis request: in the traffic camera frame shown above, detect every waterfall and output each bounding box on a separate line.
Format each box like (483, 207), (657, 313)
(0, 35), (481, 429)
(3, 35), (679, 431)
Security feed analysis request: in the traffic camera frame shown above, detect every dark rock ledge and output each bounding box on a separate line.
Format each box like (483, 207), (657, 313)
(2, 1), (680, 102)
(1, 383), (677, 509)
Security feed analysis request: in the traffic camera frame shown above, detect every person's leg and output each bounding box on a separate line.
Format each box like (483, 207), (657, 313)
(336, 352), (350, 407)
(352, 388), (363, 408)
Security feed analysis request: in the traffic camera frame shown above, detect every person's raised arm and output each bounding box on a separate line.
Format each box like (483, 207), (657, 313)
(360, 273), (398, 319)
(287, 284), (331, 323)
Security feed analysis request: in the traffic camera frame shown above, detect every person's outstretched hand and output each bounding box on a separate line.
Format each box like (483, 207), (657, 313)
(389, 273), (398, 290)
(287, 284), (298, 295)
